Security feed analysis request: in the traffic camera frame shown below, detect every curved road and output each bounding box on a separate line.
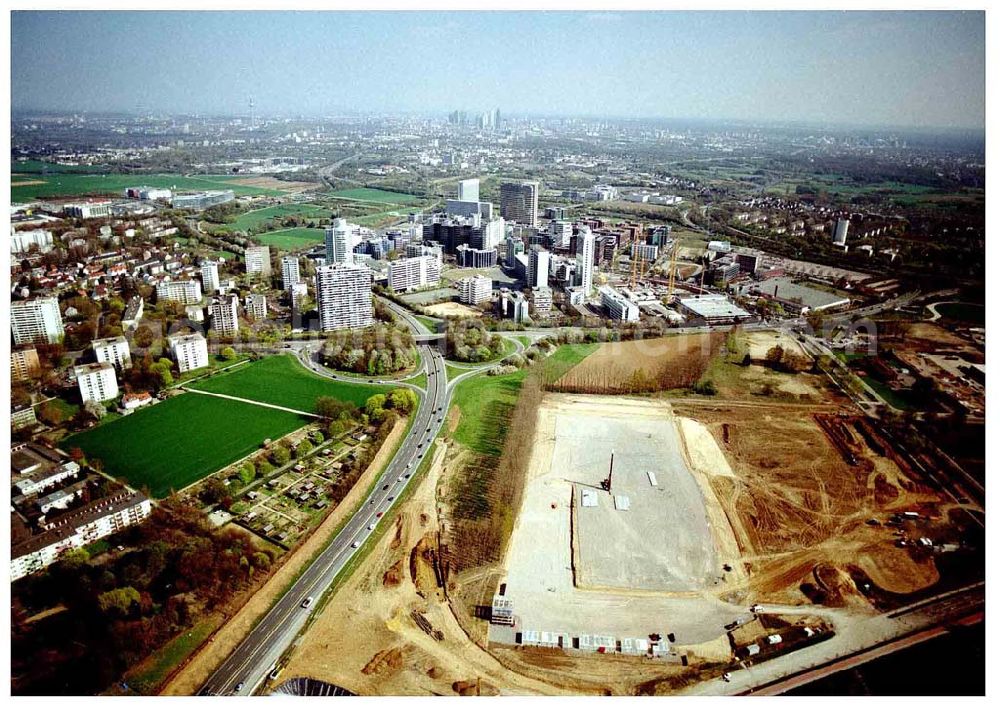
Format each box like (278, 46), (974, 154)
(200, 335), (448, 695)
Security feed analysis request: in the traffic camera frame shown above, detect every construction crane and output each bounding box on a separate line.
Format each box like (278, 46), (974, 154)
(665, 241), (681, 302)
(601, 450), (615, 493)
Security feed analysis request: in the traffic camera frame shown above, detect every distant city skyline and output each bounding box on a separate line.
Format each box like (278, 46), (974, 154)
(11, 11), (986, 131)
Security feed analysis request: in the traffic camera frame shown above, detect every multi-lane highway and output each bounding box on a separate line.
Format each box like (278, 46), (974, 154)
(200, 337), (448, 696)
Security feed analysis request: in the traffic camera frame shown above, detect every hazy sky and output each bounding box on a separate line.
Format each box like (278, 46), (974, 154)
(11, 11), (985, 130)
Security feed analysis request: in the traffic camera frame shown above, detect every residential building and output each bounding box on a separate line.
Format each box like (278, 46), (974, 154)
(168, 332), (210, 373)
(281, 255), (301, 290)
(11, 346), (41, 382)
(12, 444), (81, 497)
(245, 245), (272, 279)
(315, 263), (374, 332)
(64, 201), (112, 219)
(599, 286), (640, 322)
(631, 242), (659, 263)
(497, 288), (530, 323)
(156, 279), (203, 305)
(527, 245), (550, 289)
(74, 362), (120, 403)
(12, 404), (37, 430)
(92, 335), (132, 369)
(575, 226), (595, 295)
(11, 228), (54, 254)
(500, 180), (539, 227)
(324, 218), (359, 264)
(388, 255), (441, 293)
(122, 392), (153, 411)
(11, 488), (152, 581)
(201, 260), (220, 294)
(470, 217), (506, 251)
(121, 296), (144, 330)
(548, 221), (572, 249)
(456, 275), (493, 305)
(11, 297), (64, 345)
(245, 293), (267, 320)
(209, 295), (240, 337)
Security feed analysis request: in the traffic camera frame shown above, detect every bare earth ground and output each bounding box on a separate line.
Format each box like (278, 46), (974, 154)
(228, 176), (323, 192)
(499, 394), (741, 644)
(423, 301), (482, 319)
(743, 330), (810, 361)
(161, 418), (407, 695)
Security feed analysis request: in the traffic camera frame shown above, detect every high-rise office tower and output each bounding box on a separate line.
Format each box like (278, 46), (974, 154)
(315, 263), (374, 332)
(500, 181), (539, 228)
(575, 225), (595, 295)
(527, 245), (550, 289)
(457, 178), (480, 203)
(324, 218), (358, 264)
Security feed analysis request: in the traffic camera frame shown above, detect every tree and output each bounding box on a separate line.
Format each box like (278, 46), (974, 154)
(269, 445), (291, 467)
(295, 440), (312, 459)
(389, 388), (417, 413)
(83, 399), (107, 421)
(238, 462), (256, 485)
(97, 586), (141, 616)
(255, 458), (274, 476)
(199, 478), (228, 505)
(220, 346), (237, 361)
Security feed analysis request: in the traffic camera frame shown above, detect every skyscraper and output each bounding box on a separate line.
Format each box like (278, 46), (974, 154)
(200, 260), (220, 294)
(527, 245), (550, 289)
(575, 225), (595, 295)
(500, 181), (539, 227)
(315, 263), (374, 332)
(281, 255), (301, 290)
(324, 218), (358, 264)
(457, 178), (480, 202)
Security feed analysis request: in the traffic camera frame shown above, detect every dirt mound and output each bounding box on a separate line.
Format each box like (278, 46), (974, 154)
(409, 534), (440, 597)
(389, 516), (404, 550)
(361, 647), (404, 676)
(813, 563), (858, 606)
(427, 666), (444, 679)
(452, 678), (499, 696)
(382, 560), (404, 588)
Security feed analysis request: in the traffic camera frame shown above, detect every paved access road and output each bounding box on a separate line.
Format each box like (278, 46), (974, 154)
(199, 339), (449, 696)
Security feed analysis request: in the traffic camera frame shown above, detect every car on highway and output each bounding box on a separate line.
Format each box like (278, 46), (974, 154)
(397, 475), (403, 482)
(235, 682), (245, 692)
(388, 495), (394, 502)
(376, 511), (383, 518)
(383, 484), (390, 490)
(268, 667), (282, 681)
(368, 523), (375, 531)
(301, 596), (314, 609)
(351, 541), (360, 548)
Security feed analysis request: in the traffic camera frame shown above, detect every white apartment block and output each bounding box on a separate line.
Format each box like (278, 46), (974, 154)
(388, 255), (441, 293)
(456, 275), (493, 305)
(548, 221), (572, 249)
(201, 260), (220, 293)
(457, 178), (480, 202)
(156, 279), (203, 305)
(11, 490), (152, 581)
(599, 286), (640, 322)
(245, 245), (272, 278)
(531, 286), (553, 315)
(92, 335), (132, 369)
(75, 362), (120, 403)
(281, 255), (301, 290)
(631, 242), (659, 262)
(245, 293), (267, 320)
(575, 226), (595, 295)
(315, 263), (374, 332)
(11, 228), (54, 254)
(168, 332), (210, 373)
(209, 295), (240, 337)
(11, 346), (41, 381)
(11, 297), (64, 345)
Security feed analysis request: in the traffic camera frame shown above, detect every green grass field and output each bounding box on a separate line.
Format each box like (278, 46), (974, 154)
(188, 354), (389, 410)
(450, 370), (527, 456)
(12, 160), (109, 174)
(228, 203), (330, 232)
(934, 301), (985, 325)
(254, 228), (325, 251)
(328, 187), (424, 205)
(63, 393), (309, 498)
(10, 173), (284, 202)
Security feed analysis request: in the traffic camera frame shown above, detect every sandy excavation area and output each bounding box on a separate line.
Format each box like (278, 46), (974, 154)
(423, 301), (483, 319)
(498, 394), (745, 646)
(743, 330), (811, 361)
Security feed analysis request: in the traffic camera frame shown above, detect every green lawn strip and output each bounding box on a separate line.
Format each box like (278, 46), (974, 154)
(450, 370), (528, 456)
(445, 336), (518, 369)
(514, 335), (532, 347)
(173, 354), (252, 387)
(64, 394), (310, 498)
(414, 315), (441, 332)
(187, 354), (390, 410)
(860, 376), (919, 411)
(229, 204), (329, 232)
(537, 342), (600, 381)
(254, 228), (325, 251)
(11, 173), (283, 202)
(933, 302), (985, 325)
(405, 372), (428, 389)
(445, 363), (476, 381)
(328, 187), (424, 205)
(123, 618), (218, 694)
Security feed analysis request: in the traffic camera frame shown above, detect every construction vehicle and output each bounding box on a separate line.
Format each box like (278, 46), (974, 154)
(600, 450), (614, 492)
